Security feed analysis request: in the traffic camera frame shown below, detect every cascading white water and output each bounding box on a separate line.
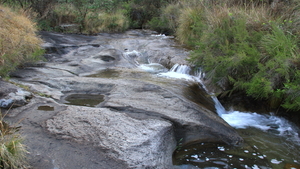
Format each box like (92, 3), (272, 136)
(160, 64), (300, 141)
(169, 63), (191, 74)
(158, 64), (195, 80)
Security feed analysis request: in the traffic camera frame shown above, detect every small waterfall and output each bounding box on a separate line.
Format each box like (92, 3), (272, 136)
(158, 64), (195, 80)
(169, 63), (191, 74)
(160, 64), (300, 140)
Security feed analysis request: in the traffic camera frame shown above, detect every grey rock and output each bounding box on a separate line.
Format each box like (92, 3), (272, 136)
(46, 106), (176, 168)
(0, 99), (13, 108)
(0, 80), (32, 108)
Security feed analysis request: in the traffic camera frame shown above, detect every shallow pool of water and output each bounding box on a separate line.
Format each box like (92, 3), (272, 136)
(64, 94), (105, 107)
(174, 126), (300, 169)
(38, 105), (54, 111)
(85, 69), (121, 78)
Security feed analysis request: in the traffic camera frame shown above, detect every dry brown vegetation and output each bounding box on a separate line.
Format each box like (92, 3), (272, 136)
(0, 5), (43, 77)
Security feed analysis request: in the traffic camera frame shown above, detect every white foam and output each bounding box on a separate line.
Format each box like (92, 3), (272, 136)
(139, 63), (168, 73)
(221, 111), (271, 130)
(158, 72), (195, 81)
(151, 34), (166, 37)
(271, 159), (282, 164)
(221, 110), (300, 141)
(158, 64), (196, 81)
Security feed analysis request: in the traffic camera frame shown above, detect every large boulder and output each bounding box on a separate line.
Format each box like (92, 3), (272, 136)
(46, 106), (175, 168)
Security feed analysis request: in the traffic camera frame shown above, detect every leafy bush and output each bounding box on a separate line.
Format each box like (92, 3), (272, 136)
(0, 5), (43, 78)
(147, 17), (171, 34)
(159, 3), (181, 31)
(123, 0), (177, 29)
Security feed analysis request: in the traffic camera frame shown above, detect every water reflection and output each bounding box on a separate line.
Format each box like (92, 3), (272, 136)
(38, 105), (54, 111)
(173, 112), (300, 169)
(64, 94), (105, 107)
(85, 69), (120, 78)
(173, 142), (271, 169)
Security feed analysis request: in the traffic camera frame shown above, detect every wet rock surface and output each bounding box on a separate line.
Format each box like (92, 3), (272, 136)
(2, 30), (243, 169)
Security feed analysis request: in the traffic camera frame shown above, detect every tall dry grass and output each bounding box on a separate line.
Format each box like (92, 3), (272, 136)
(52, 4), (129, 34)
(0, 5), (43, 77)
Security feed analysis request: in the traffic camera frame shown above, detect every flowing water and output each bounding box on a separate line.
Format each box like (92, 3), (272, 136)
(157, 64), (300, 169)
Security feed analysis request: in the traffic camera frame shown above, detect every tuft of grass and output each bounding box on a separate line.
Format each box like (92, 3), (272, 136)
(0, 110), (28, 169)
(0, 5), (43, 78)
(160, 3), (181, 31)
(176, 6), (206, 45)
(53, 3), (77, 26)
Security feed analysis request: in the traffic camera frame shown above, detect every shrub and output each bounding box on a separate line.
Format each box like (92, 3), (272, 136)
(147, 17), (170, 34)
(84, 10), (129, 34)
(162, 3), (181, 29)
(147, 1), (181, 34)
(53, 3), (77, 26)
(123, 0), (173, 29)
(0, 5), (44, 78)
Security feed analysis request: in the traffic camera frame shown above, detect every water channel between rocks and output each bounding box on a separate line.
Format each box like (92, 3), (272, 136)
(9, 30), (300, 169)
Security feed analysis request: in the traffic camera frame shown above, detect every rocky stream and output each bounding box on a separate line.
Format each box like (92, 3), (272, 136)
(1, 30), (299, 169)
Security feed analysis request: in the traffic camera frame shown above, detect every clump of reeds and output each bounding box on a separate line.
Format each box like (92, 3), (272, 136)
(0, 109), (28, 169)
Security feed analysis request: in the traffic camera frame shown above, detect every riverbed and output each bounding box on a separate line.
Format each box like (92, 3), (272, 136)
(2, 30), (300, 169)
